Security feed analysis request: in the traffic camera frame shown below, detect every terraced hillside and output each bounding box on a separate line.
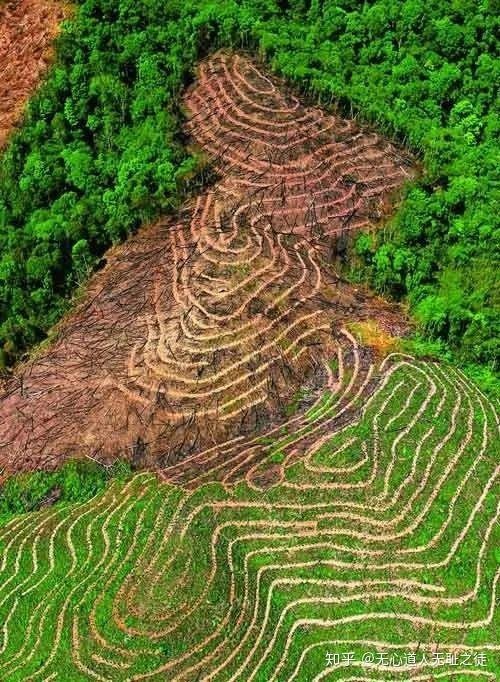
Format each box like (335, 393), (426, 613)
(0, 347), (497, 680)
(0, 53), (413, 474)
(0, 0), (67, 148)
(1, 51), (497, 681)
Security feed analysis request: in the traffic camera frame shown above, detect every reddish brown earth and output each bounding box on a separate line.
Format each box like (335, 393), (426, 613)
(0, 0), (67, 148)
(0, 52), (415, 476)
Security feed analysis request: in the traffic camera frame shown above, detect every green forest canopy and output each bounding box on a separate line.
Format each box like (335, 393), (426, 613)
(0, 0), (498, 372)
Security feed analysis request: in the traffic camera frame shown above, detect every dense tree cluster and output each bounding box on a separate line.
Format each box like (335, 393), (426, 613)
(0, 0), (498, 372)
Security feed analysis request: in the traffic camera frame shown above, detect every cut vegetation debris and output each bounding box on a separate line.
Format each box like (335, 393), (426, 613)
(0, 0), (67, 148)
(0, 53), (413, 475)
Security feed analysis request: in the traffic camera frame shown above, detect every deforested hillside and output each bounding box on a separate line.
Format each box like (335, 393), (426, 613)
(0, 53), (414, 474)
(0, 0), (67, 148)
(0, 2), (498, 681)
(0, 0), (498, 376)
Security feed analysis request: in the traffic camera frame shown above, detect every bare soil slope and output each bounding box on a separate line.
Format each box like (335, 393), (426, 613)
(0, 52), (415, 474)
(0, 0), (66, 148)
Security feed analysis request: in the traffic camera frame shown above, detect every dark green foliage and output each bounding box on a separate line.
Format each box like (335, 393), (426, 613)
(0, 0), (498, 370)
(0, 459), (131, 524)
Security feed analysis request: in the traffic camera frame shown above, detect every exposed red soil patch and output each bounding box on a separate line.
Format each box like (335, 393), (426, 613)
(0, 0), (67, 148)
(0, 52), (415, 476)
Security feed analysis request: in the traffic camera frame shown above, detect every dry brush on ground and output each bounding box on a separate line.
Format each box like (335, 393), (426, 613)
(0, 0), (67, 148)
(0, 52), (414, 474)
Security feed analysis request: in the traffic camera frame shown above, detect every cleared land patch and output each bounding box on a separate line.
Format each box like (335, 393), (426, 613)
(0, 0), (67, 148)
(0, 52), (414, 474)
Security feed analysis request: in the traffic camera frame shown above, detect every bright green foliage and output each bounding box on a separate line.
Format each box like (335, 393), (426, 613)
(0, 0), (498, 369)
(0, 359), (497, 679)
(0, 459), (131, 525)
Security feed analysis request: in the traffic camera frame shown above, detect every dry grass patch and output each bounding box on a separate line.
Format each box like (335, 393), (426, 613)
(347, 319), (400, 357)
